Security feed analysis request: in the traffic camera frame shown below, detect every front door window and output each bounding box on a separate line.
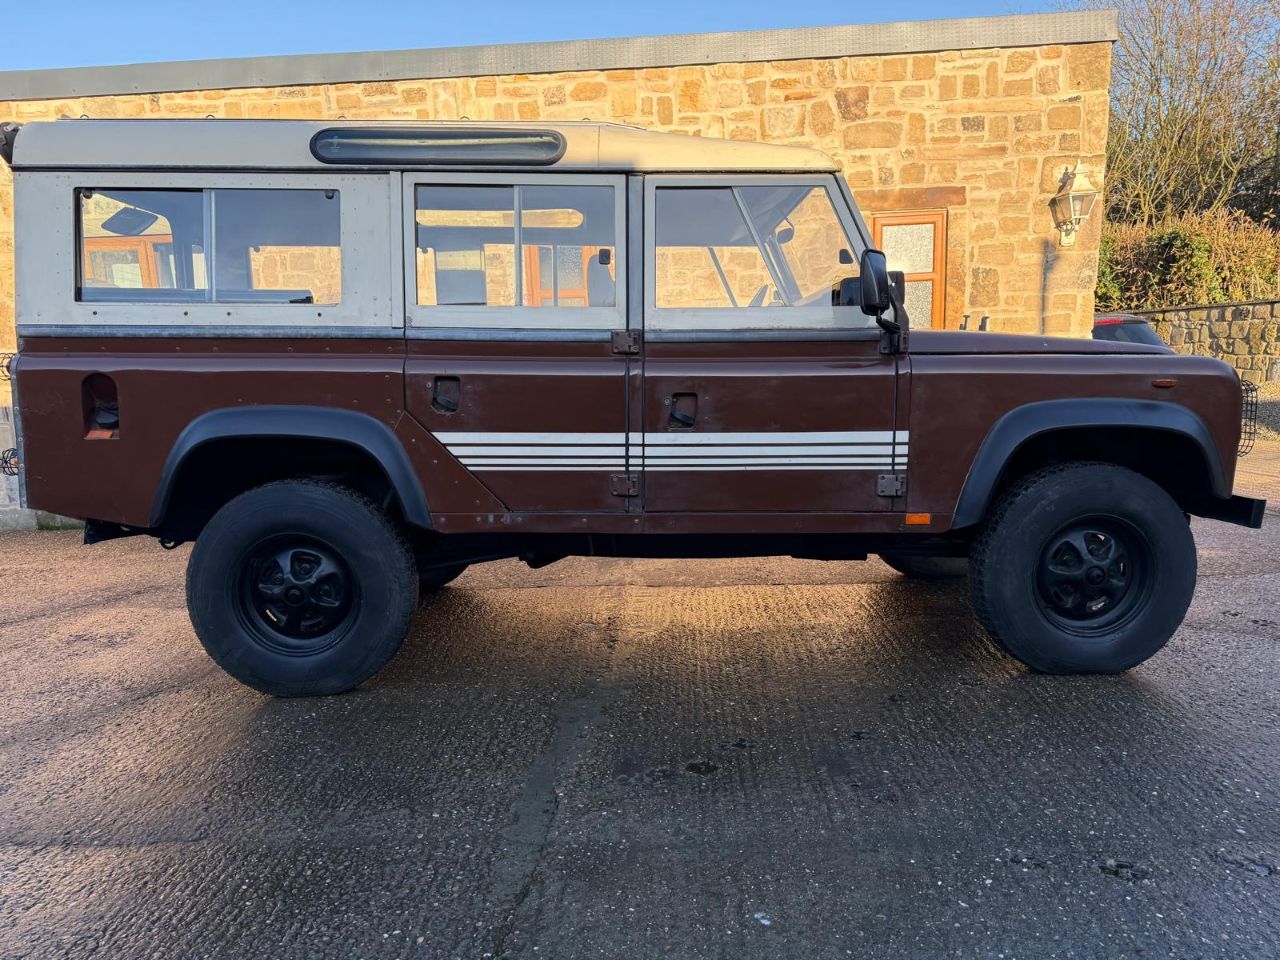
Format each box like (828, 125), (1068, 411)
(649, 180), (867, 333)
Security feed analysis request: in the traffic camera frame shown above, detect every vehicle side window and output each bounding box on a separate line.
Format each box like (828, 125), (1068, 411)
(649, 182), (868, 334)
(415, 183), (618, 318)
(77, 188), (341, 305)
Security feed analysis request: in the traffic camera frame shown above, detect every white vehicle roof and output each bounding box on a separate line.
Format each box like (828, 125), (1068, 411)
(9, 119), (840, 174)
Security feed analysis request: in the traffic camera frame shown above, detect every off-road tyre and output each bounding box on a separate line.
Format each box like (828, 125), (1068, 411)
(879, 553), (968, 581)
(419, 563), (468, 595)
(186, 480), (418, 697)
(970, 462), (1196, 674)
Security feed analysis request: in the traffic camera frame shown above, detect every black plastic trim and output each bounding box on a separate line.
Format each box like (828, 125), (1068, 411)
(0, 123), (18, 166)
(1195, 494), (1266, 529)
(150, 406), (431, 530)
(952, 398), (1228, 529)
(310, 126), (567, 166)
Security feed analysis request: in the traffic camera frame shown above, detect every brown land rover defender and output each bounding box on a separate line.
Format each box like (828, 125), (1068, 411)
(0, 119), (1265, 696)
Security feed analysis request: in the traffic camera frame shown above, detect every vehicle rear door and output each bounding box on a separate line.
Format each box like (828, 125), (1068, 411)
(639, 175), (903, 515)
(402, 173), (632, 514)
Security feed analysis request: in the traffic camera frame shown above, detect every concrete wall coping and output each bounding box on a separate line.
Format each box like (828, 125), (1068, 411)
(0, 11), (1118, 103)
(1129, 299), (1280, 315)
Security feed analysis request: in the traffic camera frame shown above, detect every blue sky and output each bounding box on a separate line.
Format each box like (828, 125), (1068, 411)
(7, 0), (1054, 72)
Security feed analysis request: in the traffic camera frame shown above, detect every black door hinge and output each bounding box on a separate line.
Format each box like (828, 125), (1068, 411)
(610, 473), (641, 497)
(611, 329), (642, 355)
(876, 473), (907, 497)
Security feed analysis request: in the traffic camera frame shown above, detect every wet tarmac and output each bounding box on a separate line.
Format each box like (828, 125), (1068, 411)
(0, 508), (1277, 958)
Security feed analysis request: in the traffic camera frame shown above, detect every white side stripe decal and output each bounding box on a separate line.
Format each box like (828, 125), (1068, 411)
(434, 431), (909, 472)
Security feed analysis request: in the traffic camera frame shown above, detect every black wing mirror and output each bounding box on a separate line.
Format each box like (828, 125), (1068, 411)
(858, 248), (893, 317)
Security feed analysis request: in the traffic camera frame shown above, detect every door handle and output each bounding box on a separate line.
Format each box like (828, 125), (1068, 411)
(431, 376), (460, 414)
(667, 392), (698, 429)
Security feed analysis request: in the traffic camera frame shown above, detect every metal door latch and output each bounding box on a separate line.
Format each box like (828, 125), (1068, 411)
(876, 473), (907, 497)
(610, 473), (641, 497)
(611, 330), (642, 355)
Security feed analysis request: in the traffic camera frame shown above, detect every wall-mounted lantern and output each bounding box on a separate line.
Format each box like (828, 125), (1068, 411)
(1049, 164), (1099, 247)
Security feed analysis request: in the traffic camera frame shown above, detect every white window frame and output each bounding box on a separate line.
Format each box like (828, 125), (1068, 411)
(402, 172), (626, 338)
(15, 171), (395, 333)
(643, 173), (871, 338)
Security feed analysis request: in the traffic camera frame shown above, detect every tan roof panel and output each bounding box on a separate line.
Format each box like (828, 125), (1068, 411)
(11, 119), (840, 173)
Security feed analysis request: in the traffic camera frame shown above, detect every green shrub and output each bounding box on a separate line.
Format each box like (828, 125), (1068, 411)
(1097, 210), (1280, 310)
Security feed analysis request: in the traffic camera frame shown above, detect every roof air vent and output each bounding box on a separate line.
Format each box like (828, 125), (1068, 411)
(310, 127), (566, 166)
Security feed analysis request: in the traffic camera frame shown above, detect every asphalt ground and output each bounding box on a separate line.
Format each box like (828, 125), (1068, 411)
(1, 455), (1277, 960)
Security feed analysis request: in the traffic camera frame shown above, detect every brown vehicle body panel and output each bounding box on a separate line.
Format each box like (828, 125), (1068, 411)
(405, 338), (628, 517)
(639, 337), (899, 514)
(904, 344), (1242, 524)
(16, 336), (499, 528)
(15, 328), (1246, 539)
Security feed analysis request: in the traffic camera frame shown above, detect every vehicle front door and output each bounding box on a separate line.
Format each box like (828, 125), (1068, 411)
(403, 173), (632, 514)
(639, 175), (903, 515)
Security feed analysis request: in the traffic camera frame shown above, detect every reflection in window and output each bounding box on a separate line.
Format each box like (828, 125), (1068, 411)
(214, 190), (341, 304)
(77, 188), (341, 305)
(653, 184), (862, 326)
(655, 189), (777, 308)
(741, 186), (855, 303)
(79, 190), (204, 298)
(415, 184), (616, 310)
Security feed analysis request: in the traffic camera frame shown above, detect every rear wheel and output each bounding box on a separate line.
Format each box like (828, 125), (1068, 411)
(186, 480), (417, 696)
(970, 462), (1196, 673)
(879, 553), (968, 581)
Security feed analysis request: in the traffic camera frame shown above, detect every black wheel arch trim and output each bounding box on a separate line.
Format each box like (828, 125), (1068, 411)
(150, 406), (432, 530)
(951, 398), (1228, 530)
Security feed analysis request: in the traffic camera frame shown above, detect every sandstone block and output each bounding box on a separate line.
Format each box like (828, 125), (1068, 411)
(842, 120), (903, 148)
(764, 105), (806, 138)
(911, 56), (937, 80)
(570, 81), (608, 101)
(834, 87), (869, 121)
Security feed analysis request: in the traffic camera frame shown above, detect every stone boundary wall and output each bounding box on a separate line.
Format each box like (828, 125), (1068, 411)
(1130, 300), (1280, 382)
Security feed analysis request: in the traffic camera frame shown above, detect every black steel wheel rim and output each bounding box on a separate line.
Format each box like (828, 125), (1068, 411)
(1034, 517), (1153, 635)
(236, 535), (359, 655)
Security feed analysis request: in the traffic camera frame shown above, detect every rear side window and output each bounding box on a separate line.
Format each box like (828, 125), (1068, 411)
(77, 188), (341, 305)
(414, 183), (617, 311)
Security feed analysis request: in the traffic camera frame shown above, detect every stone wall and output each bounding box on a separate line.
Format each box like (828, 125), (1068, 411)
(1134, 301), (1280, 382)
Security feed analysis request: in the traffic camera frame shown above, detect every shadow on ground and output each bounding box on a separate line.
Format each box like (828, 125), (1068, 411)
(0, 520), (1277, 959)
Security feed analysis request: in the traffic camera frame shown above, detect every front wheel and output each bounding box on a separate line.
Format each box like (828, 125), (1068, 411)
(186, 480), (418, 697)
(970, 462), (1196, 674)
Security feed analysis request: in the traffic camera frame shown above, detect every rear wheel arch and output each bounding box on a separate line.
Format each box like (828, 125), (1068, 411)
(151, 406), (431, 540)
(951, 399), (1226, 530)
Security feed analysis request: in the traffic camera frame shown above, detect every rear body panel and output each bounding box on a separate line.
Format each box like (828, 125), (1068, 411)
(16, 335), (495, 527)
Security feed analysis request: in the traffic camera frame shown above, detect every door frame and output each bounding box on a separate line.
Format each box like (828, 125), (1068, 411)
(870, 209), (947, 329)
(635, 173), (904, 516)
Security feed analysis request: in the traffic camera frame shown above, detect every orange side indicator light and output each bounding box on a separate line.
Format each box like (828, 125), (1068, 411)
(1152, 378), (1177, 388)
(905, 513), (932, 526)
